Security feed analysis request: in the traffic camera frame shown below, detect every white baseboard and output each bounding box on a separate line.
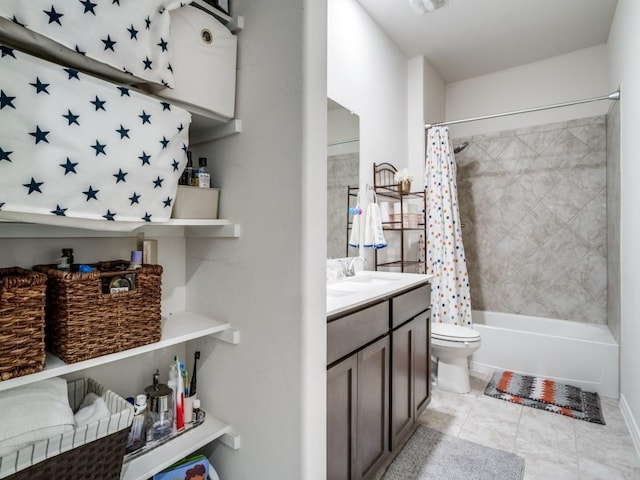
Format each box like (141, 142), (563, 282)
(620, 393), (640, 458)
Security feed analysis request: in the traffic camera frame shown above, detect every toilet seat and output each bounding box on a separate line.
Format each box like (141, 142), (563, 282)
(432, 323), (480, 344)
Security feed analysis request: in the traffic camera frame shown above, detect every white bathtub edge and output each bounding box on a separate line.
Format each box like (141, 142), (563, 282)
(620, 394), (640, 459)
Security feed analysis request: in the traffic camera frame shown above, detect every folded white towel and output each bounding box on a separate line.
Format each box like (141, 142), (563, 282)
(0, 378), (75, 455)
(349, 212), (361, 248)
(74, 392), (112, 428)
(364, 203), (387, 249)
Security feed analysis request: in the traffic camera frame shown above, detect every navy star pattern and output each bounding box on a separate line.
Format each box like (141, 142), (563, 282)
(29, 126), (50, 144)
(90, 96), (106, 111)
(51, 205), (67, 216)
(63, 110), (80, 126)
(1, 2), (180, 88)
(43, 6), (64, 26)
(24, 178), (44, 194)
(0, 46), (16, 58)
(80, 0), (97, 15)
(60, 158), (78, 174)
(30, 78), (50, 94)
(0, 90), (16, 109)
(0, 41), (190, 223)
(102, 35), (117, 52)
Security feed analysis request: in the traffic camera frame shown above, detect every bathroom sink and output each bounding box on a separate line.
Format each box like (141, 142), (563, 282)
(346, 273), (403, 285)
(327, 288), (356, 298)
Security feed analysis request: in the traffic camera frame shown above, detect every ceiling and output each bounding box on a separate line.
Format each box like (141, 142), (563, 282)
(356, 0), (619, 83)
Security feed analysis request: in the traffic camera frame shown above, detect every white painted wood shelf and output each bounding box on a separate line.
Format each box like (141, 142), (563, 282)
(0, 311), (239, 393)
(121, 415), (239, 480)
(0, 219), (240, 238)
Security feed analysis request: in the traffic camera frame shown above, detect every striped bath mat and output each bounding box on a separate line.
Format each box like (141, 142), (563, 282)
(484, 371), (605, 424)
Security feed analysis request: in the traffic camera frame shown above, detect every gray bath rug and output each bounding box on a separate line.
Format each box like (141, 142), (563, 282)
(382, 426), (525, 480)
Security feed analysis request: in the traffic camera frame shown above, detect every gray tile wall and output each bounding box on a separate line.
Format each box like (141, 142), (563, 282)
(454, 116), (607, 324)
(606, 102), (621, 341)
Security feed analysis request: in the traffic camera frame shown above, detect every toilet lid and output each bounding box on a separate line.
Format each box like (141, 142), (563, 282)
(432, 323), (481, 341)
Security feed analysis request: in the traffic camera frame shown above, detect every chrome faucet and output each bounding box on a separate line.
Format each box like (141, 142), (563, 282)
(345, 256), (366, 277)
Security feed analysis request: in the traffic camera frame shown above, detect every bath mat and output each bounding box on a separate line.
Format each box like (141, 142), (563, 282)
(484, 371), (605, 424)
(381, 425), (525, 480)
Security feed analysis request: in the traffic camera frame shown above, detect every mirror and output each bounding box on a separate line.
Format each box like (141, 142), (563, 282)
(327, 99), (359, 259)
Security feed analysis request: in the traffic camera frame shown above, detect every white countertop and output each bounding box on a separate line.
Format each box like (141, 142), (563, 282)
(327, 271), (433, 317)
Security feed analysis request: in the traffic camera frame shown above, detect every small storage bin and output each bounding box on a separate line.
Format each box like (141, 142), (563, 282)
(171, 186), (220, 219)
(0, 377), (134, 480)
(0, 267), (47, 381)
(33, 261), (163, 364)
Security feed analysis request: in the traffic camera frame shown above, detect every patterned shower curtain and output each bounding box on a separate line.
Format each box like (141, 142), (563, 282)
(424, 127), (472, 326)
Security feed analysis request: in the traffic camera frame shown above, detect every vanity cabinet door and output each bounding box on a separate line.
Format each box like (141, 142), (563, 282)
(327, 335), (390, 480)
(390, 319), (414, 450)
(327, 354), (358, 480)
(357, 335), (390, 480)
(389, 309), (431, 451)
(413, 310), (431, 418)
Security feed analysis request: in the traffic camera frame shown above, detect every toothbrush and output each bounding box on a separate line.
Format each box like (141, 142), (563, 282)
(190, 351), (200, 396)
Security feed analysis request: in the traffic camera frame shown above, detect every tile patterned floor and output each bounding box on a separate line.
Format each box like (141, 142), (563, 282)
(417, 371), (640, 479)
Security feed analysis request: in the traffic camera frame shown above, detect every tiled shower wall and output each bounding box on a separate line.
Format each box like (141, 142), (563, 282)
(454, 116), (607, 324)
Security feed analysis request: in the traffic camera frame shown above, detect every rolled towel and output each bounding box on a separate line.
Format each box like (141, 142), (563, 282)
(74, 392), (112, 428)
(0, 377), (75, 455)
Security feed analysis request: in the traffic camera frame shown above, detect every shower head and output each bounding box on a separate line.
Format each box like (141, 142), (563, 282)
(454, 142), (469, 154)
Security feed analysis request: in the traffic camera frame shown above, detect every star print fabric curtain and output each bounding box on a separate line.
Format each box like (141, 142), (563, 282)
(0, 44), (191, 225)
(0, 0), (192, 88)
(425, 126), (472, 326)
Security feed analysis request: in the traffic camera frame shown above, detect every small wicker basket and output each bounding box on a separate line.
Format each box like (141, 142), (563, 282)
(0, 267), (47, 380)
(33, 261), (162, 364)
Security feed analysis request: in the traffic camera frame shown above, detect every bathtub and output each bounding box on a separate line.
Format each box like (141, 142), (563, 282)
(470, 310), (619, 398)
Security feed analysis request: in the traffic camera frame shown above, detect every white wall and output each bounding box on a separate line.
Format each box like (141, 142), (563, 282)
(446, 44), (610, 138)
(607, 0), (640, 452)
(187, 0), (328, 478)
(328, 106), (359, 155)
(327, 0), (408, 190)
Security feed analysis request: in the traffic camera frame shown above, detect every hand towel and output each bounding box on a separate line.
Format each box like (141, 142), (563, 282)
(349, 212), (361, 248)
(0, 378), (75, 455)
(74, 392), (112, 428)
(364, 203), (387, 249)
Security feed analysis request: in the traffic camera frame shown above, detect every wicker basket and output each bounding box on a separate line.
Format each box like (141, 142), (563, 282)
(0, 267), (47, 380)
(33, 261), (162, 364)
(0, 378), (133, 479)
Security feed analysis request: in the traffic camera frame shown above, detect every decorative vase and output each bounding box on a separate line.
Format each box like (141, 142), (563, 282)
(399, 180), (411, 194)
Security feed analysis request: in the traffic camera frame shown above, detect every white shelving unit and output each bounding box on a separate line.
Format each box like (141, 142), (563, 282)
(0, 311), (239, 393)
(0, 220), (240, 239)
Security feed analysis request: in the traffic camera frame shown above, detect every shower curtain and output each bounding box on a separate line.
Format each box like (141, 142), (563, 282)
(424, 127), (472, 326)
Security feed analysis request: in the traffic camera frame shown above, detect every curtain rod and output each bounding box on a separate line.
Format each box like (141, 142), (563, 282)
(424, 90), (620, 130)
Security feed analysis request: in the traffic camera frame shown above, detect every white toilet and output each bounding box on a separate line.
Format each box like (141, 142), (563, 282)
(431, 323), (481, 394)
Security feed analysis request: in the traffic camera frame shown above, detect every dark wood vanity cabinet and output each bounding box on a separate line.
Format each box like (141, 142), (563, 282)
(327, 281), (431, 480)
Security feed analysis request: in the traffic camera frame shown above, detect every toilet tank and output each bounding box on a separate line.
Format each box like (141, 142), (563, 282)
(157, 5), (237, 120)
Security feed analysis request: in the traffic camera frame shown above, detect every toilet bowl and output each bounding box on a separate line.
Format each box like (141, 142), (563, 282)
(431, 323), (481, 394)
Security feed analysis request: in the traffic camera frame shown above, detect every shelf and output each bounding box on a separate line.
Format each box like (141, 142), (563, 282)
(0, 311), (239, 393)
(121, 415), (240, 480)
(0, 219), (240, 238)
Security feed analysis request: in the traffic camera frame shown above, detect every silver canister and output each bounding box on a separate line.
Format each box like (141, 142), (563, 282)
(145, 369), (174, 441)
